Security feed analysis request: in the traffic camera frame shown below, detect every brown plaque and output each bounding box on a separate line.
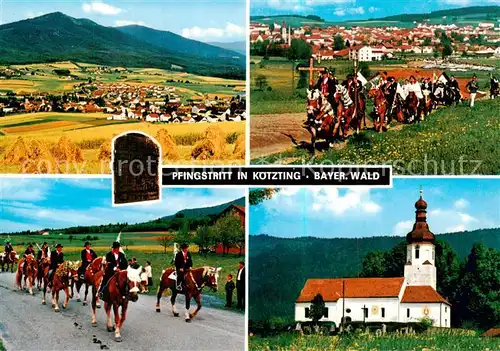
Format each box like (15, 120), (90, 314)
(113, 133), (161, 204)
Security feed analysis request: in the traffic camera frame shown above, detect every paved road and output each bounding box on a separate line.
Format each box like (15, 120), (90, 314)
(0, 273), (244, 351)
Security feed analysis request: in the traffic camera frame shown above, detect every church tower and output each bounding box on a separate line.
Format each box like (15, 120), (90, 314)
(404, 189), (437, 290)
(281, 20), (287, 41)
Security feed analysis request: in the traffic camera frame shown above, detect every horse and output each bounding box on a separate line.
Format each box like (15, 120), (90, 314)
(347, 83), (367, 134)
(303, 89), (338, 151)
(16, 254), (38, 295)
(100, 267), (142, 342)
(1, 251), (19, 273)
(334, 85), (356, 140)
(368, 87), (388, 133)
(74, 256), (105, 326)
(156, 266), (221, 322)
(406, 92), (420, 123)
(42, 261), (79, 311)
(37, 257), (50, 290)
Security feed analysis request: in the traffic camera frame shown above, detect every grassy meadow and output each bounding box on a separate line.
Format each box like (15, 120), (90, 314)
(3, 232), (244, 309)
(253, 98), (500, 174)
(1, 62), (245, 101)
(248, 333), (500, 351)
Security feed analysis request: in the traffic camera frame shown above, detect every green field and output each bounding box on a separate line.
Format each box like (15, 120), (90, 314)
(248, 333), (500, 351)
(3, 233), (244, 310)
(253, 98), (500, 174)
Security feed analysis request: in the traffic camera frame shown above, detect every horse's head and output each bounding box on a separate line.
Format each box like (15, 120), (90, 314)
(10, 251), (19, 262)
(67, 261), (81, 281)
(203, 266), (222, 292)
(306, 89), (321, 113)
(125, 267), (142, 302)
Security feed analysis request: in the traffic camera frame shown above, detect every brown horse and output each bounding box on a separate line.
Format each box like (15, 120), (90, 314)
(1, 251), (19, 272)
(303, 89), (338, 151)
(368, 87), (388, 133)
(406, 92), (420, 123)
(82, 257), (105, 326)
(16, 254), (38, 295)
(334, 86), (357, 140)
(100, 267), (142, 342)
(42, 261), (79, 312)
(37, 257), (50, 290)
(156, 266), (221, 322)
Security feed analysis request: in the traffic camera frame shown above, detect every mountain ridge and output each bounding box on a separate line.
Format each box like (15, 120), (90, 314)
(0, 12), (244, 79)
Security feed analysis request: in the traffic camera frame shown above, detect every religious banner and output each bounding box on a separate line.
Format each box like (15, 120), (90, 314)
(112, 132), (161, 205)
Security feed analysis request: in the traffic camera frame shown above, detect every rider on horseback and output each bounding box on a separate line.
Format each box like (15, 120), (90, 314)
(48, 244), (64, 286)
(315, 69), (337, 107)
(37, 242), (50, 261)
(175, 243), (193, 292)
(80, 241), (97, 280)
(99, 241), (127, 300)
(23, 244), (35, 276)
(4, 241), (13, 255)
(448, 75), (461, 102)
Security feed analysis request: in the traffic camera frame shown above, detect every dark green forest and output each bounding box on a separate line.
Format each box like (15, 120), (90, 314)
(249, 229), (500, 330)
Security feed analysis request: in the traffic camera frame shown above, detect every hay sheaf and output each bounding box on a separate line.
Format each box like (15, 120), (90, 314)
(22, 140), (59, 174)
(3, 136), (29, 165)
(191, 126), (226, 160)
(98, 140), (111, 162)
(156, 129), (180, 161)
(232, 134), (245, 159)
(52, 136), (84, 163)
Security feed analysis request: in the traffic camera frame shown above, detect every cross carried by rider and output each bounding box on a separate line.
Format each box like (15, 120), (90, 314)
(298, 57), (326, 87)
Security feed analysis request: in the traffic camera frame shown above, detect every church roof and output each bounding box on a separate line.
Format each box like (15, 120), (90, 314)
(296, 277), (405, 302)
(401, 286), (451, 305)
(406, 189), (435, 244)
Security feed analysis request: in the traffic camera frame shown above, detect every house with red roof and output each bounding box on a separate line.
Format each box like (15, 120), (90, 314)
(295, 191), (451, 327)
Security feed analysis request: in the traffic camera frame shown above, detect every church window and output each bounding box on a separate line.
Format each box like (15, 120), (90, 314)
(381, 308), (385, 318)
(445, 319), (447, 326)
(407, 308), (410, 318)
(415, 245), (420, 259)
(323, 307), (329, 318)
(432, 248), (435, 260)
(364, 308), (368, 318)
(346, 308), (351, 313)
(305, 308), (310, 318)
(445, 307), (447, 312)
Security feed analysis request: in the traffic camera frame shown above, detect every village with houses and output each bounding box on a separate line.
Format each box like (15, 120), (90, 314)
(250, 19), (500, 62)
(0, 75), (246, 124)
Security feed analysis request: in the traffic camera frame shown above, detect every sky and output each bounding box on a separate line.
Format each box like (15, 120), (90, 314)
(250, 179), (500, 238)
(0, 0), (246, 43)
(251, 0), (500, 20)
(0, 178), (245, 233)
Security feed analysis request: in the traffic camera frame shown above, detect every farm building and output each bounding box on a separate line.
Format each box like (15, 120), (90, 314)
(295, 191), (451, 328)
(214, 204), (246, 255)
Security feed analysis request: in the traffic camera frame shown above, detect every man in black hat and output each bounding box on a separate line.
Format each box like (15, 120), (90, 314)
(174, 243), (193, 292)
(315, 69), (337, 106)
(99, 241), (127, 299)
(48, 244), (64, 285)
(80, 241), (97, 280)
(37, 242), (50, 261)
(236, 261), (245, 310)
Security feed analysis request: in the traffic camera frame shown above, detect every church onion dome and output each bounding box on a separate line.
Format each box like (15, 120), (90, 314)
(406, 189), (435, 244)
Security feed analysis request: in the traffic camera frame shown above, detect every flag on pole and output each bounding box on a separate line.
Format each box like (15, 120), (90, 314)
(357, 72), (368, 87)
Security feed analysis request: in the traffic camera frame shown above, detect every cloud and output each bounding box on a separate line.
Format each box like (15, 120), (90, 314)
(393, 220), (414, 236)
(454, 198), (469, 210)
(114, 20), (146, 27)
(0, 179), (50, 201)
(82, 2), (122, 15)
(306, 0), (354, 4)
(334, 6), (365, 16)
(25, 12), (45, 19)
(182, 22), (246, 41)
(368, 6), (379, 13)
(441, 0), (471, 5)
(266, 188), (382, 217)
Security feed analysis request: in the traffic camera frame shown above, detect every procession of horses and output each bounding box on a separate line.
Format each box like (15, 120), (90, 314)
(0, 246), (221, 343)
(303, 68), (499, 151)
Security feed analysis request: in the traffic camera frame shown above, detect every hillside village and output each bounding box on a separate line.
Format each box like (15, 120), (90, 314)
(250, 20), (500, 62)
(0, 77), (246, 123)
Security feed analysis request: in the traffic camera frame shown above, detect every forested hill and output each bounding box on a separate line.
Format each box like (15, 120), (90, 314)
(378, 6), (500, 22)
(249, 228), (500, 322)
(0, 12), (244, 79)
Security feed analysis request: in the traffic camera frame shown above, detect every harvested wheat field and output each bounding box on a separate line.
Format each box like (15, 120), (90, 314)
(0, 112), (245, 173)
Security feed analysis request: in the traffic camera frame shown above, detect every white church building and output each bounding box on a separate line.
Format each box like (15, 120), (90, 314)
(295, 191), (451, 327)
